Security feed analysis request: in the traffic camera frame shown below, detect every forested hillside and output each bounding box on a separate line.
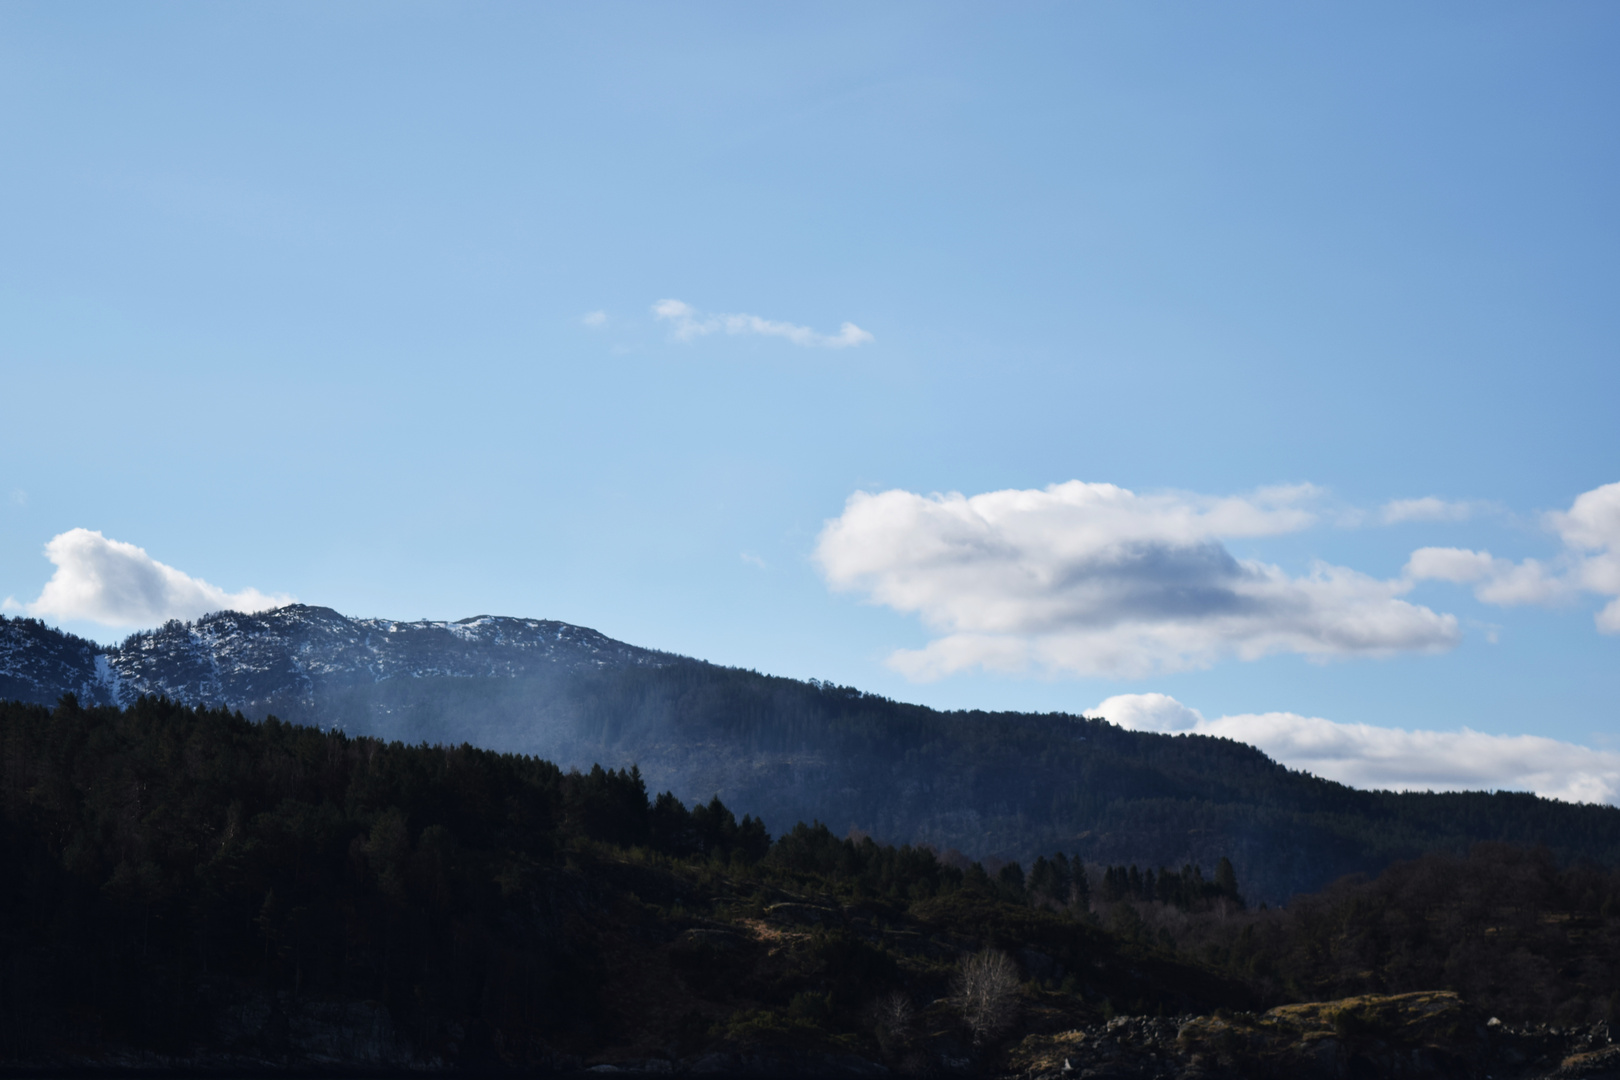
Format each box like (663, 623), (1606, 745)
(1, 697), (1618, 1075)
(6, 608), (1620, 902)
(552, 661), (1620, 902)
(0, 695), (1245, 1069)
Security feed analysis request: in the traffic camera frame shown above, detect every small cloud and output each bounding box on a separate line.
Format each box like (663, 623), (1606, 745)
(1, 596), (19, 612)
(1405, 546), (1571, 606)
(1093, 692), (1620, 806)
(9, 489), (25, 506)
(1380, 497), (1477, 524)
(653, 298), (873, 349)
(581, 310), (607, 328)
(741, 552), (768, 570)
(1089, 692), (1203, 733)
(23, 528), (294, 627)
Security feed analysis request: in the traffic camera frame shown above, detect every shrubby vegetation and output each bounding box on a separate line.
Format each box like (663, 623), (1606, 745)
(1192, 844), (1620, 1025)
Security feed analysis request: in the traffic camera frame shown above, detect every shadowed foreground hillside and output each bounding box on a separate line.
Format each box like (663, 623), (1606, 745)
(2, 697), (1620, 1077)
(0, 695), (1246, 1070)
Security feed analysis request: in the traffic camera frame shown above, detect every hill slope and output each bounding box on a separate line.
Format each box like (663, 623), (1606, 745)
(3, 608), (1619, 902)
(1, 697), (1617, 1077)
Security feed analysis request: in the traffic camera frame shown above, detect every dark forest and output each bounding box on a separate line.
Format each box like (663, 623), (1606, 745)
(1, 696), (1618, 1073)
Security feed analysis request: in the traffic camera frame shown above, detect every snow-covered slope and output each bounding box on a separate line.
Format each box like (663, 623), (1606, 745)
(0, 604), (675, 730)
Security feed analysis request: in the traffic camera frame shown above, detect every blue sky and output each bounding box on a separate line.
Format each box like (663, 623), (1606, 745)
(2, 4), (1617, 794)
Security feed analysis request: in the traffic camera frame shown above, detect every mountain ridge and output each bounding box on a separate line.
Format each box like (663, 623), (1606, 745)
(4, 605), (1619, 903)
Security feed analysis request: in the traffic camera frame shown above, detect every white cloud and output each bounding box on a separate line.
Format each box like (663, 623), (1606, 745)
(1380, 496), (1476, 524)
(1093, 693), (1620, 806)
(653, 298), (873, 348)
(24, 528), (294, 627)
(1405, 481), (1620, 632)
(815, 481), (1459, 679)
(582, 310), (607, 327)
(741, 551), (768, 570)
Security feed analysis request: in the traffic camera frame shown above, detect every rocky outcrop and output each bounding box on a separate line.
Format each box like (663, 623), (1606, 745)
(1005, 993), (1620, 1080)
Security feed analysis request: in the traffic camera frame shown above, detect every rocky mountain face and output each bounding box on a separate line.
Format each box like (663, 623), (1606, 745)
(0, 604), (673, 728)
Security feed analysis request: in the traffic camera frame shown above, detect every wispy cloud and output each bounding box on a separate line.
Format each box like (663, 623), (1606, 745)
(740, 552), (768, 570)
(815, 481), (1458, 679)
(581, 310), (607, 328)
(1093, 692), (1620, 806)
(23, 528), (294, 627)
(653, 299), (873, 348)
(1405, 480), (1620, 632)
(1380, 496), (1478, 524)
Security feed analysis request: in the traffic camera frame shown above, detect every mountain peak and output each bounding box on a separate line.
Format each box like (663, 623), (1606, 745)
(2, 607), (676, 722)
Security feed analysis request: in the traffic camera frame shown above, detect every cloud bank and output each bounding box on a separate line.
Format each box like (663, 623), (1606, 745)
(815, 481), (1459, 679)
(1093, 692), (1620, 806)
(653, 299), (873, 348)
(1406, 481), (1620, 632)
(23, 528), (293, 627)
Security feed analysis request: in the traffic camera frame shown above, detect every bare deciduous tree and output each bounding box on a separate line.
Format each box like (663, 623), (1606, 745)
(952, 948), (1021, 1044)
(868, 991), (916, 1057)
